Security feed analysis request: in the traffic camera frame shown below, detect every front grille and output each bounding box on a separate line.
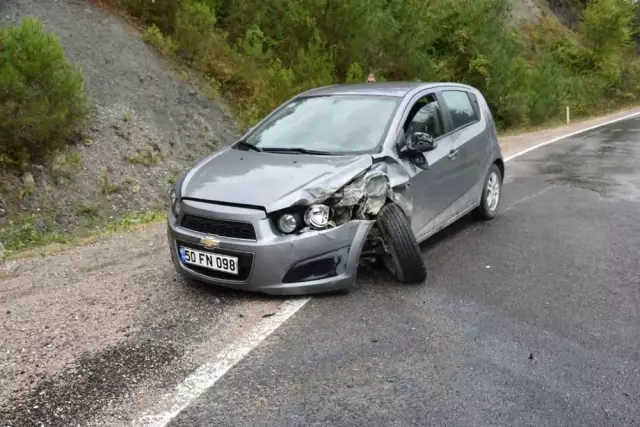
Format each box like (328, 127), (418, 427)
(177, 241), (254, 281)
(180, 214), (257, 240)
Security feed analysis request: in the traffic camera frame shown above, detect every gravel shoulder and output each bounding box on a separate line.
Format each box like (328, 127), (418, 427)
(0, 220), (293, 426)
(2, 109), (637, 426)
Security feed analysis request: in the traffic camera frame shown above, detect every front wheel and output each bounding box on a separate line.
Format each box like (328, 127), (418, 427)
(376, 203), (427, 283)
(473, 163), (502, 220)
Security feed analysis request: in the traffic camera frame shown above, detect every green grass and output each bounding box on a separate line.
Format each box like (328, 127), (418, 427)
(0, 209), (165, 259)
(126, 149), (161, 166)
(100, 173), (122, 195)
(51, 149), (83, 181)
(75, 201), (100, 217)
(0, 215), (70, 253)
(167, 168), (181, 185)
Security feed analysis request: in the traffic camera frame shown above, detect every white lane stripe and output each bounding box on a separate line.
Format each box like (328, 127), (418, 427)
(134, 297), (311, 427)
(503, 111), (640, 162)
(503, 185), (558, 211)
(133, 109), (639, 427)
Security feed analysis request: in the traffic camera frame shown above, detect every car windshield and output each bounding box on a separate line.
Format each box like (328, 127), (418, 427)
(242, 95), (400, 154)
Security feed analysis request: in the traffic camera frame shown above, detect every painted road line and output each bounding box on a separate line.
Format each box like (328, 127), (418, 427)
(503, 185), (558, 212)
(134, 297), (311, 427)
(132, 111), (640, 427)
(504, 111), (640, 162)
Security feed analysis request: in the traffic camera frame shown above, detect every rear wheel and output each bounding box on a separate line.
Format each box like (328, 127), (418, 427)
(376, 203), (426, 283)
(473, 163), (502, 220)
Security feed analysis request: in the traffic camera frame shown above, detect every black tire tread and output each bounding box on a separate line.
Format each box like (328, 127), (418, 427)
(377, 203), (427, 283)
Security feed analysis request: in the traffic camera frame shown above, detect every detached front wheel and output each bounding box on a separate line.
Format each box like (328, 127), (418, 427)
(376, 203), (427, 283)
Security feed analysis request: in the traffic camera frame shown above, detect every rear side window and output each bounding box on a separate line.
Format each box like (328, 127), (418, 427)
(441, 90), (478, 130)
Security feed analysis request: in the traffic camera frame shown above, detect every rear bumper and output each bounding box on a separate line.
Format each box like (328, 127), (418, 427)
(167, 201), (374, 296)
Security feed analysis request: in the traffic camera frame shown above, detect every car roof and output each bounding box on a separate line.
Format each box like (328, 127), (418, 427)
(298, 81), (477, 98)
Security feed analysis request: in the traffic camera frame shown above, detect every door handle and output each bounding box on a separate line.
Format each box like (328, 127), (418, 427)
(448, 149), (459, 160)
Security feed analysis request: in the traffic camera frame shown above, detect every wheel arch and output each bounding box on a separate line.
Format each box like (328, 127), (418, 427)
(494, 157), (505, 182)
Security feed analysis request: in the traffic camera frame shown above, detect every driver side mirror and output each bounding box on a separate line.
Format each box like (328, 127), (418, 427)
(401, 132), (437, 155)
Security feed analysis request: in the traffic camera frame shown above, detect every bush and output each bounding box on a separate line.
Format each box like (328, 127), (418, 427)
(0, 17), (89, 168)
(115, 0), (183, 33)
(143, 24), (175, 55)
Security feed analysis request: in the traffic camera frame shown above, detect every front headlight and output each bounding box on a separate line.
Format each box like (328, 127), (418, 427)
(304, 204), (330, 229)
(170, 189), (181, 217)
(277, 212), (301, 234)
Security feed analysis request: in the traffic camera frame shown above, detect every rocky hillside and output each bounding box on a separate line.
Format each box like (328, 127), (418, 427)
(0, 0), (237, 247)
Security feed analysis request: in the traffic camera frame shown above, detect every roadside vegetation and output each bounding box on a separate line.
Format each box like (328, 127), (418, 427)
(0, 16), (89, 170)
(111, 0), (640, 130)
(0, 210), (164, 259)
(0, 16), (168, 258)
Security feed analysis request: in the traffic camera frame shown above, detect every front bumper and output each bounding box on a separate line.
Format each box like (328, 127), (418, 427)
(167, 199), (374, 295)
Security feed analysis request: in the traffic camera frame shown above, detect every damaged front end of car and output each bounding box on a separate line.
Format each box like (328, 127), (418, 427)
(277, 166), (414, 272)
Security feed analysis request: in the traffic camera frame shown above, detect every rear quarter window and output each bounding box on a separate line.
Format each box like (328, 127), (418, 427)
(441, 90), (479, 130)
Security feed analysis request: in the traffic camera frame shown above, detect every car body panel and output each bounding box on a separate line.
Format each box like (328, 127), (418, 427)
(406, 134), (458, 238)
(182, 147), (373, 213)
(168, 203), (374, 295)
(168, 81), (504, 295)
(439, 89), (490, 214)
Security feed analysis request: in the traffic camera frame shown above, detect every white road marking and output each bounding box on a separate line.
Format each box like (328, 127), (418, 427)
(134, 297), (310, 427)
(503, 111), (640, 162)
(133, 110), (640, 427)
(503, 185), (558, 211)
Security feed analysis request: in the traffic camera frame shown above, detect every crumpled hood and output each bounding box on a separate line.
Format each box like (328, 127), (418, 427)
(181, 147), (373, 213)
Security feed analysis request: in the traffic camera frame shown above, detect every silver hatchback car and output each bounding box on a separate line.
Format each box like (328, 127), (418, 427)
(167, 82), (504, 295)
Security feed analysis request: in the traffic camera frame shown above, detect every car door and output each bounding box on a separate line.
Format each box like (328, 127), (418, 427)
(439, 89), (486, 213)
(397, 91), (459, 241)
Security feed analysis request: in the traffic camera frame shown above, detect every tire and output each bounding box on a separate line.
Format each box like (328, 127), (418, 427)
(376, 203), (427, 283)
(473, 163), (502, 220)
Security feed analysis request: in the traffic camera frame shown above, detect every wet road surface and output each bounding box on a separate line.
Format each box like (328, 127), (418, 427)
(166, 117), (640, 426)
(2, 115), (640, 427)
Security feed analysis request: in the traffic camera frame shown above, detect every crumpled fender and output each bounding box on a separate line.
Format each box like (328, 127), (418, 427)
(266, 155), (373, 213)
(328, 159), (415, 220)
(273, 154), (415, 224)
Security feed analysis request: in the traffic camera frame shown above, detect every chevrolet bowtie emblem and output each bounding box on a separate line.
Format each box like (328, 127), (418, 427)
(199, 236), (220, 249)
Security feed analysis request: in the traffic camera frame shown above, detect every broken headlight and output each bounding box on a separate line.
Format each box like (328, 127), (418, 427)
(304, 204), (330, 229)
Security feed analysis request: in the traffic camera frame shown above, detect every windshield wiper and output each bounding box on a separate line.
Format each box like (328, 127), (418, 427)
(261, 147), (336, 155)
(234, 140), (262, 152)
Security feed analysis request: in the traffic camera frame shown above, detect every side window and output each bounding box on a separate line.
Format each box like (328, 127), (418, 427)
(403, 94), (446, 139)
(441, 90), (478, 130)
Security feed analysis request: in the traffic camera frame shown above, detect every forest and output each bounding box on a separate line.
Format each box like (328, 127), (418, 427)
(113, 0), (640, 129)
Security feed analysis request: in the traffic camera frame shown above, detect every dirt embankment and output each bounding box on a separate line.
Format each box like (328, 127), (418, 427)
(0, 0), (238, 235)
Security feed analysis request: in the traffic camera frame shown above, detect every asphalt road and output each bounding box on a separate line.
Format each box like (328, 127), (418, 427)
(166, 117), (640, 426)
(2, 116), (640, 427)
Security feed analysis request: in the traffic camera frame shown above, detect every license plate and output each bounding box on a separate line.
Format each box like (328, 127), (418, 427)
(179, 247), (239, 275)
